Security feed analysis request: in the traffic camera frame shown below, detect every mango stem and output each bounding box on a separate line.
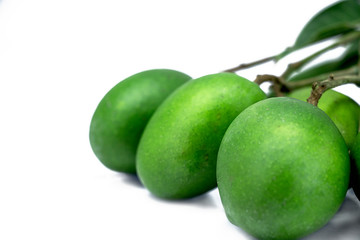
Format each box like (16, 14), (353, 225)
(307, 75), (360, 106)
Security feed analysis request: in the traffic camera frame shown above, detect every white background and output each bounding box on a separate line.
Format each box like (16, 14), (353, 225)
(1, 0), (359, 239)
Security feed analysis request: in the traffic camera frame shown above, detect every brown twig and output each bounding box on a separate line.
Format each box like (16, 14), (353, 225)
(307, 75), (360, 106)
(281, 43), (340, 79)
(224, 31), (360, 101)
(285, 66), (359, 90)
(254, 74), (287, 96)
(223, 56), (275, 73)
(281, 31), (360, 79)
(254, 69), (360, 102)
(254, 74), (280, 85)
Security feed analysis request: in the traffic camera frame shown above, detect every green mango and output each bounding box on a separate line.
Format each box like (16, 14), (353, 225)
(288, 87), (360, 147)
(217, 97), (350, 240)
(136, 73), (266, 199)
(89, 69), (191, 173)
(350, 133), (360, 200)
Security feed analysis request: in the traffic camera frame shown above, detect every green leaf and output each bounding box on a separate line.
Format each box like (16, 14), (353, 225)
(277, 0), (360, 60)
(287, 40), (359, 82)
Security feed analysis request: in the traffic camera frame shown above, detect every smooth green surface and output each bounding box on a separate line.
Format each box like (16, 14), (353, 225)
(288, 87), (359, 147)
(136, 73), (266, 199)
(351, 133), (360, 200)
(217, 97), (350, 240)
(89, 69), (191, 173)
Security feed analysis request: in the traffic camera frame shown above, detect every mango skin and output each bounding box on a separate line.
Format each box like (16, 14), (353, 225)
(288, 87), (360, 147)
(217, 97), (350, 240)
(89, 69), (191, 173)
(136, 73), (266, 199)
(351, 133), (360, 200)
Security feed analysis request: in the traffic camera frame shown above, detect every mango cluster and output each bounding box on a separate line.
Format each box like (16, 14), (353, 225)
(89, 69), (360, 240)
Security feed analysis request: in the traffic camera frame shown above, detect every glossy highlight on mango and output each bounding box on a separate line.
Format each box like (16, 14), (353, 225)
(89, 69), (191, 173)
(136, 72), (266, 199)
(217, 97), (350, 240)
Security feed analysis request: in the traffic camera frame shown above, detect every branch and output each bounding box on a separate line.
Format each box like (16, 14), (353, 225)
(223, 56), (275, 73)
(307, 75), (360, 106)
(254, 67), (359, 100)
(285, 66), (359, 90)
(254, 74), (286, 97)
(281, 31), (360, 79)
(254, 74), (280, 85)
